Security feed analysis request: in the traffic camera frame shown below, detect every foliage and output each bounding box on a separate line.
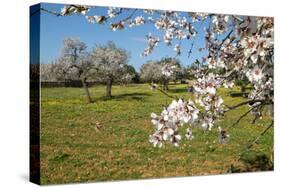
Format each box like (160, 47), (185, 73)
(91, 41), (131, 84)
(140, 61), (162, 83)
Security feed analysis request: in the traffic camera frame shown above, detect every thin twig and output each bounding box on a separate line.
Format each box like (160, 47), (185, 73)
(235, 120), (274, 161)
(187, 21), (204, 59)
(226, 104), (261, 131)
(246, 120), (274, 150)
(123, 9), (138, 22)
(224, 99), (268, 111)
(40, 7), (62, 16)
(217, 29), (233, 49)
(187, 41), (195, 59)
(149, 83), (178, 100)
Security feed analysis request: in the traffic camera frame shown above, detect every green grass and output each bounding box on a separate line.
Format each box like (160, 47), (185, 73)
(40, 83), (273, 184)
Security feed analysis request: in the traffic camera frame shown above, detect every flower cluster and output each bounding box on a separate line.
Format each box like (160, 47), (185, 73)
(161, 63), (177, 77)
(218, 126), (230, 144)
(149, 99), (199, 147)
(189, 12), (208, 22)
(58, 7), (209, 57)
(142, 33), (160, 56)
(185, 128), (194, 140)
(212, 15), (229, 33)
(193, 73), (221, 95)
(150, 83), (157, 90)
(208, 57), (226, 69)
(174, 44), (181, 55)
(61, 5), (90, 16)
(85, 15), (106, 24)
(107, 7), (120, 18)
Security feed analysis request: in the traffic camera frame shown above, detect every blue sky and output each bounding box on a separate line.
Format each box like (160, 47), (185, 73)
(39, 3), (208, 71)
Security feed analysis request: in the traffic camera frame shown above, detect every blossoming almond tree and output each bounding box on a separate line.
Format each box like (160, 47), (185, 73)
(91, 41), (131, 97)
(140, 58), (181, 91)
(41, 5), (274, 149)
(159, 57), (182, 91)
(140, 61), (163, 83)
(58, 37), (99, 103)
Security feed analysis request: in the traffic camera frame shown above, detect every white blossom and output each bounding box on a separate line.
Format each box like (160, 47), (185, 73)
(149, 99), (199, 147)
(141, 33), (160, 56)
(223, 81), (234, 88)
(107, 7), (120, 18)
(246, 65), (263, 83)
(134, 16), (145, 25)
(174, 44), (181, 55)
(185, 128), (194, 140)
(218, 126), (230, 144)
(86, 15), (105, 24)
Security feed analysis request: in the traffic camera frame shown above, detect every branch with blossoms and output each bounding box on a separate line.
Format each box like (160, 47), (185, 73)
(147, 14), (272, 147)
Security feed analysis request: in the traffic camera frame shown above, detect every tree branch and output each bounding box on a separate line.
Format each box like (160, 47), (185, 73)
(40, 7), (62, 16)
(236, 120), (273, 161)
(149, 83), (177, 100)
(226, 104), (261, 131)
(218, 29), (233, 49)
(224, 99), (271, 111)
(246, 120), (274, 150)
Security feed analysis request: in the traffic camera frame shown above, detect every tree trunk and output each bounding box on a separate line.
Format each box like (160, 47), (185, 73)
(106, 78), (113, 97)
(163, 79), (169, 91)
(81, 78), (92, 103)
(240, 85), (246, 93)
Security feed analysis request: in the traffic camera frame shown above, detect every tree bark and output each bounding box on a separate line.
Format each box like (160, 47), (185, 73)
(106, 78), (113, 97)
(163, 79), (169, 91)
(81, 78), (92, 103)
(240, 85), (246, 93)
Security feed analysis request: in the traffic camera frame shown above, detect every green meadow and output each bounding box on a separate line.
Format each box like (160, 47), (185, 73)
(40, 83), (273, 184)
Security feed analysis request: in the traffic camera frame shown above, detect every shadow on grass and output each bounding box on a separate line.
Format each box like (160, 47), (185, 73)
(228, 92), (249, 98)
(167, 87), (188, 94)
(229, 151), (273, 173)
(95, 92), (151, 102)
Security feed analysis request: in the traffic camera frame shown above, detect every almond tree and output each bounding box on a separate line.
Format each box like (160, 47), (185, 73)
(60, 37), (97, 103)
(158, 57), (181, 90)
(118, 64), (138, 85)
(40, 63), (55, 81)
(40, 57), (81, 82)
(140, 61), (162, 83)
(140, 58), (181, 90)
(91, 41), (131, 97)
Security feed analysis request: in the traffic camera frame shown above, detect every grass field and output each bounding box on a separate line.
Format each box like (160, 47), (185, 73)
(40, 83), (273, 184)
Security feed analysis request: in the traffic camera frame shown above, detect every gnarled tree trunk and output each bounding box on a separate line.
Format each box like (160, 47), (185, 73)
(81, 77), (93, 103)
(106, 78), (113, 97)
(163, 79), (169, 91)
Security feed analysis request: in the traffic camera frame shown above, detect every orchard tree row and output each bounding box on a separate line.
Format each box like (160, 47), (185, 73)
(41, 38), (135, 102)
